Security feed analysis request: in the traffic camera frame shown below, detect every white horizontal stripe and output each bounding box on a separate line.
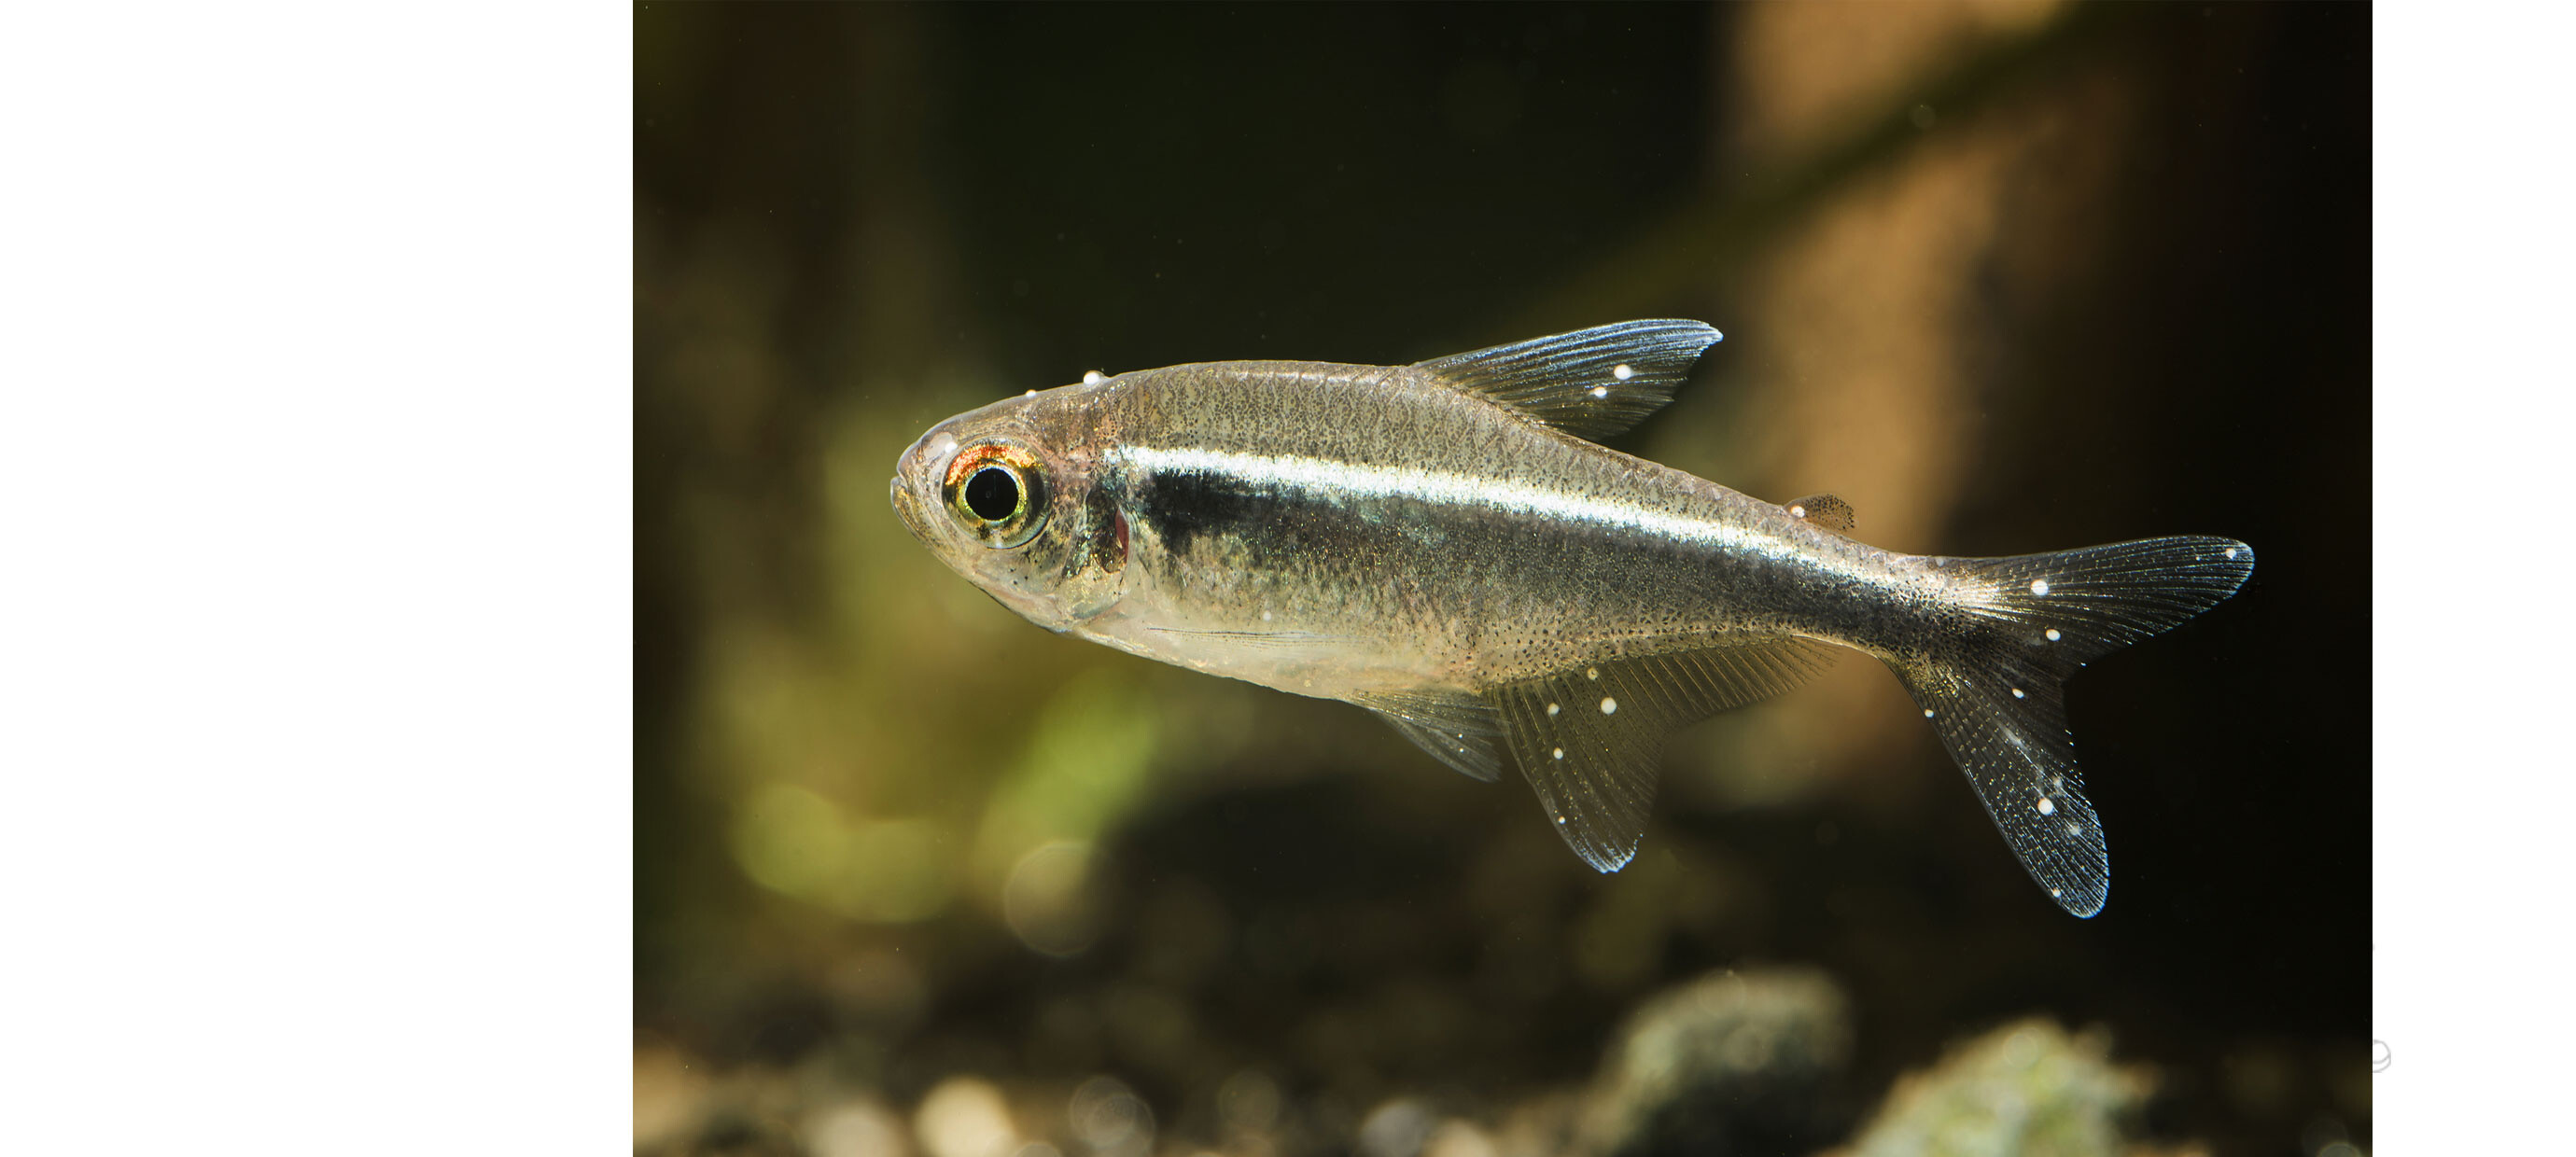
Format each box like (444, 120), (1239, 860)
(1117, 445), (1756, 550)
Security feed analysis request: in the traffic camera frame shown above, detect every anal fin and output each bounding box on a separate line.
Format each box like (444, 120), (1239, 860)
(1490, 638), (1834, 871)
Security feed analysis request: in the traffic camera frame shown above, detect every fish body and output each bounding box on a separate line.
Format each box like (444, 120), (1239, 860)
(890, 321), (2253, 916)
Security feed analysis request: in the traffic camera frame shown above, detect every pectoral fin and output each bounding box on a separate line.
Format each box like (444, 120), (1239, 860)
(1357, 689), (1506, 783)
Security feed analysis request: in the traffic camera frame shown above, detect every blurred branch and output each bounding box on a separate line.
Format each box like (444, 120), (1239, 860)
(1511, 0), (2141, 331)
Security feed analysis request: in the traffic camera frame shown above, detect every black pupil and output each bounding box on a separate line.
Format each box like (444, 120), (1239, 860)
(963, 467), (1021, 521)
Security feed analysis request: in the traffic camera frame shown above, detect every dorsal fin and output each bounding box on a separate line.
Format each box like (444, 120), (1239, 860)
(1783, 493), (1855, 535)
(1409, 320), (1722, 441)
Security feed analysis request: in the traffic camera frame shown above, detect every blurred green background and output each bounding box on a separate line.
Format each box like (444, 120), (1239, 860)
(637, 4), (2366, 1155)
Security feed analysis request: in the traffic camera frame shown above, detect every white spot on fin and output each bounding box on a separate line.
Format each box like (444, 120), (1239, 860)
(1547, 702), (1560, 717)
(1612, 363), (1635, 381)
(1599, 697), (1617, 716)
(2011, 688), (2026, 700)
(2037, 796), (2056, 815)
(2044, 628), (2061, 642)
(1552, 747), (1564, 760)
(2029, 578), (2051, 596)
(2224, 546), (2238, 560)
(1082, 370), (1107, 385)
(1586, 667), (1600, 681)
(1789, 504), (1807, 519)
(1923, 708), (1936, 718)
(1589, 385), (1609, 398)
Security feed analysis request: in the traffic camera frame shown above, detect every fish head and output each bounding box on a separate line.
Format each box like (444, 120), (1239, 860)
(890, 386), (1129, 632)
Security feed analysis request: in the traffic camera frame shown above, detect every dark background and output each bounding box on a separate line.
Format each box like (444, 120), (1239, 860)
(637, 4), (2366, 1153)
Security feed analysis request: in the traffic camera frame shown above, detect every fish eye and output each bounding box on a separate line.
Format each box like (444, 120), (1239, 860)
(963, 467), (1020, 521)
(942, 441), (1048, 548)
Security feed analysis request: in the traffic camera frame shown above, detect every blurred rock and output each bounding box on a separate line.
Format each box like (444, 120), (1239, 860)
(1357, 1097), (1437, 1157)
(1066, 1075), (1155, 1157)
(637, 1041), (717, 1150)
(1421, 1120), (1501, 1157)
(916, 1077), (1018, 1157)
(1580, 967), (1854, 1156)
(1823, 1019), (2160, 1157)
(805, 1097), (913, 1157)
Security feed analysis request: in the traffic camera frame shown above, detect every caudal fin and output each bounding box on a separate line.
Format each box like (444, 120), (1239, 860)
(1896, 536), (2255, 917)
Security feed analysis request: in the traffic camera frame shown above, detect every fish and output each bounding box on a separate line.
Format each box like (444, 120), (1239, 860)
(889, 320), (2253, 916)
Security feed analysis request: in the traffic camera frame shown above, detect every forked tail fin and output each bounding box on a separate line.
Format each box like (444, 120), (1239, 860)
(1896, 536), (2255, 917)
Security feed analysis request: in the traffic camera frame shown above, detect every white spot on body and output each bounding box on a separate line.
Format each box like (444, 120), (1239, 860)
(1600, 697), (1617, 715)
(2011, 688), (2026, 700)
(1612, 363), (1635, 381)
(2030, 578), (2051, 596)
(2045, 628), (2061, 642)
(1589, 386), (1609, 398)
(2037, 796), (2057, 815)
(1552, 747), (1564, 760)
(1547, 702), (1561, 717)
(1082, 370), (1107, 384)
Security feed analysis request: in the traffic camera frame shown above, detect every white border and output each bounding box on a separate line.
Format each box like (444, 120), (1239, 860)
(2374, 2), (2576, 1148)
(0, 7), (628, 1151)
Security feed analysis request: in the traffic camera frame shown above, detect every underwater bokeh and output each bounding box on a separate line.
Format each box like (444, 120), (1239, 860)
(637, 4), (2367, 1153)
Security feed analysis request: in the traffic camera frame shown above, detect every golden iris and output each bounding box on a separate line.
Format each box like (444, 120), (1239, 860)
(942, 441), (1048, 547)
